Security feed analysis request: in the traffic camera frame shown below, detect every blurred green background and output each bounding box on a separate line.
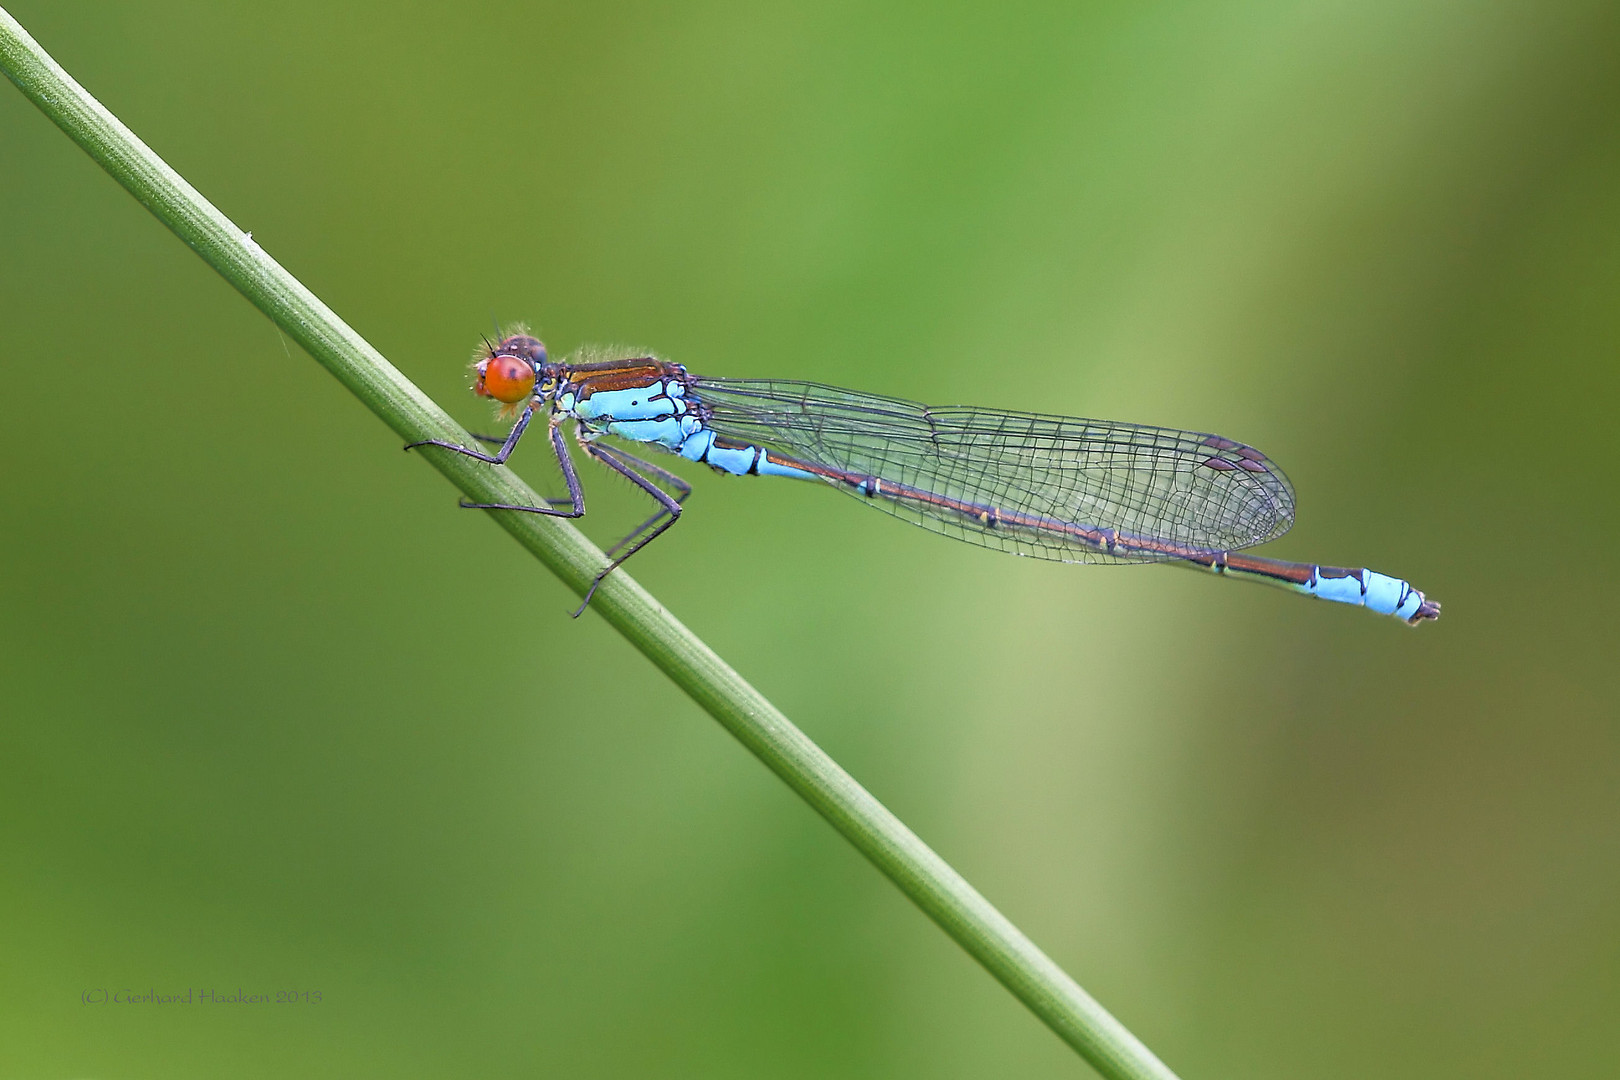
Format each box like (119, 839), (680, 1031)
(3, 1), (1617, 1076)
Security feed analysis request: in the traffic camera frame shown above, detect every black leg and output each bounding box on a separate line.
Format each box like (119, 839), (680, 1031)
(593, 445), (693, 558)
(404, 405), (535, 465)
(456, 420), (587, 519)
(570, 440), (689, 617)
(464, 432), (572, 506)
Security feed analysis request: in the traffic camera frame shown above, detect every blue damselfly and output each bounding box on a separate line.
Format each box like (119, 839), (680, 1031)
(407, 331), (1440, 624)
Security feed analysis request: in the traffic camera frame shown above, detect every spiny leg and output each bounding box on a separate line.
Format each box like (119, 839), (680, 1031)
(455, 419), (587, 518)
(592, 445), (693, 558)
(403, 404), (536, 465)
(571, 439), (689, 617)
(463, 431), (573, 507)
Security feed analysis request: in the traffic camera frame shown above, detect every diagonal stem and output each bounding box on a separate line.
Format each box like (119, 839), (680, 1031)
(0, 9), (1180, 1078)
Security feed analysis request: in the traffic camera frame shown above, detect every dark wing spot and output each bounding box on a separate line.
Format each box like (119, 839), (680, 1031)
(1202, 458), (1238, 471)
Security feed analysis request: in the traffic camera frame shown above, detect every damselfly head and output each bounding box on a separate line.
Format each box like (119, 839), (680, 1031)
(473, 352), (537, 404)
(471, 330), (548, 415)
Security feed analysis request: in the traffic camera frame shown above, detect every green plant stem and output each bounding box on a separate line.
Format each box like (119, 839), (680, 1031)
(0, 10), (1180, 1078)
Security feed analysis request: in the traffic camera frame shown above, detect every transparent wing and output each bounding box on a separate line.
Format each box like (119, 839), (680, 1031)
(689, 378), (1295, 563)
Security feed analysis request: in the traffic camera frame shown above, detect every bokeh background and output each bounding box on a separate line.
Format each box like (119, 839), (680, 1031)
(3, 2), (1617, 1077)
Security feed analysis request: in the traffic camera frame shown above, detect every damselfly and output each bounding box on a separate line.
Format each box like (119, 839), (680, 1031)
(407, 330), (1440, 624)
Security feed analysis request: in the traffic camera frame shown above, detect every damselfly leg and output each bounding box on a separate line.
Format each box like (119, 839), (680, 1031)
(451, 419), (588, 519)
(408, 416), (587, 522)
(406, 407), (692, 615)
(433, 430), (574, 508)
(403, 405), (537, 465)
(571, 438), (691, 616)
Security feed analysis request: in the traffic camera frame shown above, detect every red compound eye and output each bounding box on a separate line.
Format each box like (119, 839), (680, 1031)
(476, 354), (536, 404)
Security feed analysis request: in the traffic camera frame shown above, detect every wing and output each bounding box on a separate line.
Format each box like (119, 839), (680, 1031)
(689, 378), (1295, 563)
